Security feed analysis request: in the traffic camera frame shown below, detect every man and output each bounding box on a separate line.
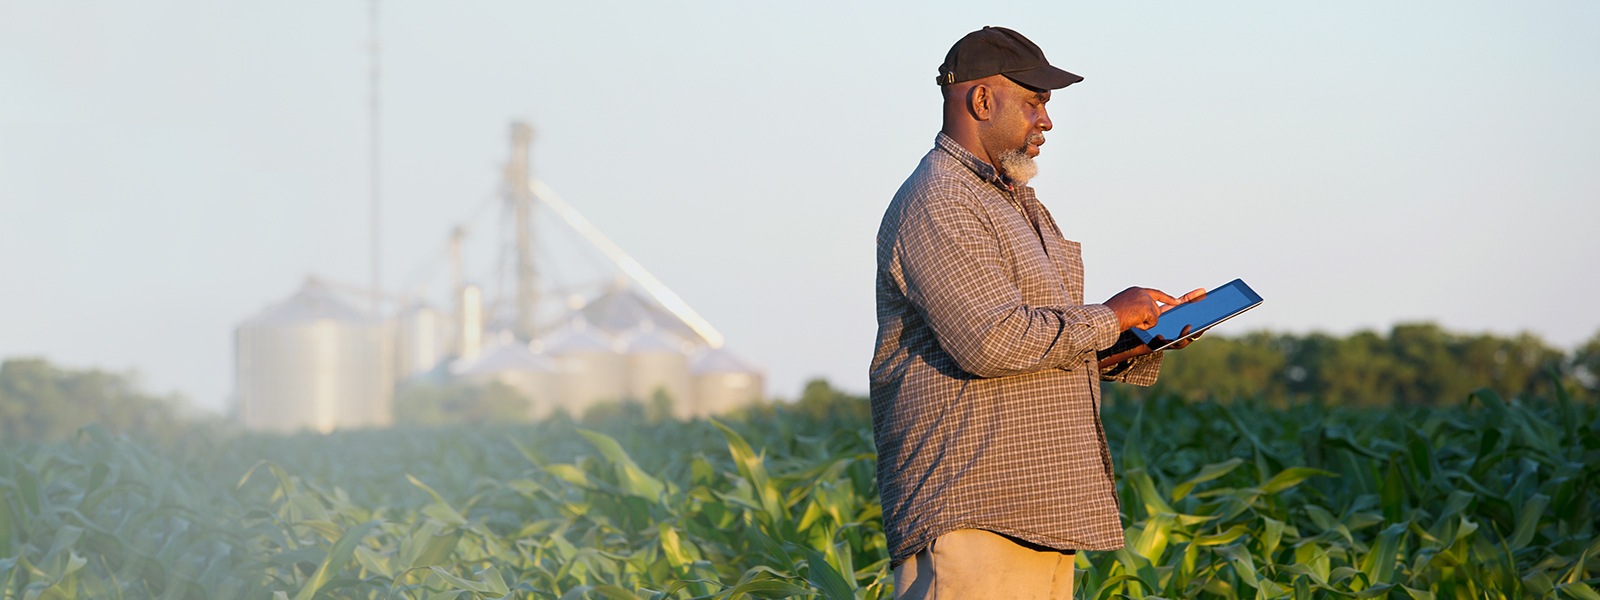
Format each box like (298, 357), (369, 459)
(870, 26), (1203, 598)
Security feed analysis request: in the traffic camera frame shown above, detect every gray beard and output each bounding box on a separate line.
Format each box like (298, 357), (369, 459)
(996, 148), (1038, 186)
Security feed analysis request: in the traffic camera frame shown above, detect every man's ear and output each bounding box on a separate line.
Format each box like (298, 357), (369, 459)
(968, 84), (993, 121)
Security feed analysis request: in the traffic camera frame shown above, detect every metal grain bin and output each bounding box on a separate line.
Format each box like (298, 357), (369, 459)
(396, 302), (446, 381)
(623, 322), (693, 418)
(450, 332), (559, 419)
(542, 316), (627, 417)
(236, 278), (394, 433)
(690, 346), (763, 418)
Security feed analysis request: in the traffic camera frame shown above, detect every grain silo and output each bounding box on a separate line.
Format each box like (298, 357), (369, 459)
(690, 346), (764, 417)
(450, 332), (559, 419)
(395, 302), (446, 380)
(236, 278), (394, 433)
(623, 321), (694, 418)
(541, 317), (627, 416)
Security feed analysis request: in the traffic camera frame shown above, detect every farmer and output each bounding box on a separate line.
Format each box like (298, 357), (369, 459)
(869, 26), (1202, 598)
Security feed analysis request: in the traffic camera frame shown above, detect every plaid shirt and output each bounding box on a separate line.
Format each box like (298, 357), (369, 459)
(870, 133), (1162, 564)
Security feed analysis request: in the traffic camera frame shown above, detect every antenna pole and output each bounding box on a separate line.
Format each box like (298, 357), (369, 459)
(368, 0), (382, 315)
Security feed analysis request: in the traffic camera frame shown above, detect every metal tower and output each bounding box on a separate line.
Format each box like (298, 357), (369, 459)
(507, 122), (538, 341)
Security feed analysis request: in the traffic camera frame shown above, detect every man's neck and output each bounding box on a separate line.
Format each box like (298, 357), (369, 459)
(939, 127), (997, 171)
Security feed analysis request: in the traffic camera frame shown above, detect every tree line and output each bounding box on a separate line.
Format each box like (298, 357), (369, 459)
(0, 357), (199, 443)
(2, 323), (1596, 442)
(1142, 323), (1600, 406)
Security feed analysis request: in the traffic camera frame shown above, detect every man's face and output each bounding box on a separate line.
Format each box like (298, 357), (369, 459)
(981, 78), (1053, 183)
(996, 82), (1053, 157)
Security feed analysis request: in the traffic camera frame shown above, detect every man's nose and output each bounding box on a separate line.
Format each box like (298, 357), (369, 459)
(1038, 109), (1052, 131)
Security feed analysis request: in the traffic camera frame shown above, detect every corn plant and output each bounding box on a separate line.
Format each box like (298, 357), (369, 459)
(2, 387), (1597, 599)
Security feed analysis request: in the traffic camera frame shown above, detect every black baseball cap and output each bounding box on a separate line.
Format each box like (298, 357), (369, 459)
(936, 26), (1083, 90)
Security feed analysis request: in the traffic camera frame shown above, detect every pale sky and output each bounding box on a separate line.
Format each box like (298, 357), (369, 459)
(3, 2), (1597, 414)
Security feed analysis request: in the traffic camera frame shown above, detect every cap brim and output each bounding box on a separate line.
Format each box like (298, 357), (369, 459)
(1005, 65), (1084, 91)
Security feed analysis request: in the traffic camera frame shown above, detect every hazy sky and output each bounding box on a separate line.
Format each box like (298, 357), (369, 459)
(3, 2), (1597, 414)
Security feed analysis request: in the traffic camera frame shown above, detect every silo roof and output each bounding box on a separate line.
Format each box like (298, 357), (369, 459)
(624, 322), (686, 354)
(691, 346), (760, 375)
(577, 287), (701, 344)
(451, 339), (555, 375)
(243, 278), (378, 326)
(542, 317), (618, 354)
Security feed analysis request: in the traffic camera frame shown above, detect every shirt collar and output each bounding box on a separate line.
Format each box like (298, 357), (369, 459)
(934, 132), (1018, 190)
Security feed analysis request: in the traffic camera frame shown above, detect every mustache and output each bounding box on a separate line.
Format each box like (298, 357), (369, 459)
(1027, 133), (1045, 145)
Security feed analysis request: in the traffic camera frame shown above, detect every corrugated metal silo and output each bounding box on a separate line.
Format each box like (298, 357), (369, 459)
(690, 347), (764, 418)
(236, 278), (394, 433)
(396, 302), (446, 381)
(450, 332), (559, 419)
(623, 322), (693, 418)
(542, 317), (627, 416)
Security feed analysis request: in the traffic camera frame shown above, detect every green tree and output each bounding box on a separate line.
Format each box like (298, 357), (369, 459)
(794, 378), (871, 422)
(0, 357), (191, 442)
(1132, 323), (1580, 405)
(1573, 330), (1600, 392)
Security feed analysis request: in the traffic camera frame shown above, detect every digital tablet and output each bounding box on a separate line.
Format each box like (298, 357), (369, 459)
(1131, 278), (1263, 352)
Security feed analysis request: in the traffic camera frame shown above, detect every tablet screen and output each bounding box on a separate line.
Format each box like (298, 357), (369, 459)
(1131, 278), (1263, 351)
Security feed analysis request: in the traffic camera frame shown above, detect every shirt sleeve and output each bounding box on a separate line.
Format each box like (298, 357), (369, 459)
(891, 185), (1123, 378)
(1098, 330), (1164, 386)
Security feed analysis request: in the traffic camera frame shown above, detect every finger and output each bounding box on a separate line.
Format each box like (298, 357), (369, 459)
(1146, 288), (1182, 306)
(1166, 324), (1191, 349)
(1151, 293), (1184, 315)
(1181, 288), (1207, 303)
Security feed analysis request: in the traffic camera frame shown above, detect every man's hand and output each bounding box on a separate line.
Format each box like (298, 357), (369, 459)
(1164, 288), (1207, 349)
(1105, 287), (1183, 331)
(1096, 287), (1208, 370)
(1157, 323), (1204, 351)
(1173, 288), (1207, 306)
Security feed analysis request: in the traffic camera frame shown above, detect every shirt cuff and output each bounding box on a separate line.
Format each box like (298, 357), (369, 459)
(1081, 304), (1122, 352)
(1110, 350), (1163, 386)
(1098, 329), (1164, 385)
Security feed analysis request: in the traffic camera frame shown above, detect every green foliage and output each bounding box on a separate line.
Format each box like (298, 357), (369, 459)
(1574, 331), (1600, 392)
(579, 390), (677, 426)
(0, 358), (195, 443)
(1092, 389), (1600, 598)
(3, 332), (1599, 597)
(3, 382), (1598, 598)
(744, 378), (871, 425)
(394, 380), (532, 427)
(1149, 323), (1580, 406)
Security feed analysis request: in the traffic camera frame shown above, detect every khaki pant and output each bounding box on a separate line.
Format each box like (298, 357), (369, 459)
(893, 529), (1076, 599)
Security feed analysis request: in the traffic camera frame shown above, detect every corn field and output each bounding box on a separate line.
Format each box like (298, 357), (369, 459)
(1, 387), (1597, 599)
